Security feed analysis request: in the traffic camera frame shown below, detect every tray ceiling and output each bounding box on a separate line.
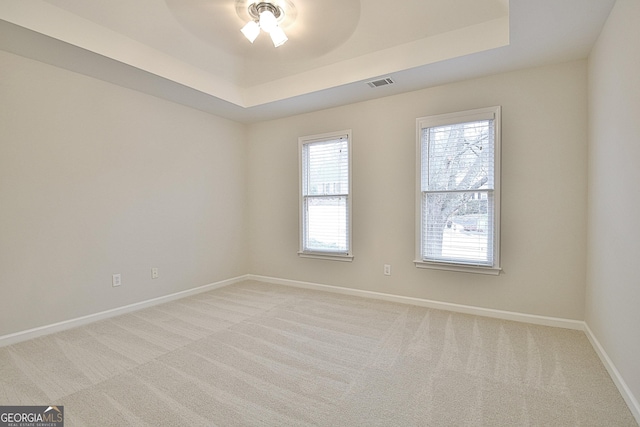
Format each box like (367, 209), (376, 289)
(0, 0), (615, 122)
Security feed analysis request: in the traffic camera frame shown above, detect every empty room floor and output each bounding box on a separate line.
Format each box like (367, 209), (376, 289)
(0, 280), (636, 426)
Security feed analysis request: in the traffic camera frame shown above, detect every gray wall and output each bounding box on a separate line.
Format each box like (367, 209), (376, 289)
(0, 50), (248, 336)
(587, 0), (640, 412)
(247, 60), (588, 321)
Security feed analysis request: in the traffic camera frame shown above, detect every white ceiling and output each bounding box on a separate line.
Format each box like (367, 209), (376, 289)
(0, 0), (615, 123)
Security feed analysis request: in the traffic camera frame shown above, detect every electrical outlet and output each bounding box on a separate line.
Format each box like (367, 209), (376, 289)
(112, 273), (122, 287)
(151, 268), (159, 279)
(384, 264), (391, 276)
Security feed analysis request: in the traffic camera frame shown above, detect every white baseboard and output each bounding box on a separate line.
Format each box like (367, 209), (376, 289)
(0, 275), (249, 348)
(584, 323), (640, 424)
(246, 274), (585, 330)
(0, 273), (582, 348)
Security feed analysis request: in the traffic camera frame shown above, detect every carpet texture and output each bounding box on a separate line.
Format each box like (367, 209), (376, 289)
(0, 280), (636, 426)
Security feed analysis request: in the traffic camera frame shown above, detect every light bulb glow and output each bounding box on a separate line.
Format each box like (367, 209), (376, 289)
(259, 10), (278, 33)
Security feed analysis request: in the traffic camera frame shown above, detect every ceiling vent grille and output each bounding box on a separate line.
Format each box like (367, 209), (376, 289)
(367, 77), (395, 88)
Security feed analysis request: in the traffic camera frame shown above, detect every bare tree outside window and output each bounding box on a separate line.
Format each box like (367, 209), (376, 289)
(417, 107), (500, 272)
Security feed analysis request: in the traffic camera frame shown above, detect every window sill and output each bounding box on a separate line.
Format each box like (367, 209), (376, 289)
(298, 252), (354, 262)
(414, 260), (501, 275)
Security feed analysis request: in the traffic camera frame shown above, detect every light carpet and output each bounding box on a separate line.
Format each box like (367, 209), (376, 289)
(0, 280), (636, 426)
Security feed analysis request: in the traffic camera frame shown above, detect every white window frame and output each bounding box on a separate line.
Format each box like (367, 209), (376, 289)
(298, 130), (353, 262)
(415, 107), (501, 275)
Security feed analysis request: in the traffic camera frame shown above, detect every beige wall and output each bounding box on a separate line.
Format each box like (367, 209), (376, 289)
(587, 0), (640, 411)
(0, 50), (248, 336)
(247, 60), (588, 320)
(0, 48), (591, 332)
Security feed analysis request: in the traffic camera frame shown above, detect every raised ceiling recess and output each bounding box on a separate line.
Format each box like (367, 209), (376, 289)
(165, 0), (360, 60)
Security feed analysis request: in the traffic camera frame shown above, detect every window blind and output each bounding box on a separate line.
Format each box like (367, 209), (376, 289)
(300, 135), (350, 255)
(419, 112), (498, 267)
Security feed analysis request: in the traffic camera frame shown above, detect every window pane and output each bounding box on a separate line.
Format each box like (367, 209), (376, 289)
(300, 132), (351, 258)
(423, 191), (493, 265)
(304, 196), (348, 252)
(417, 107), (500, 271)
(305, 139), (348, 196)
(423, 120), (494, 192)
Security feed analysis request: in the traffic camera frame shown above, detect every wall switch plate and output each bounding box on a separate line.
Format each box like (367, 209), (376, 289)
(384, 264), (391, 276)
(151, 268), (159, 279)
(112, 273), (121, 287)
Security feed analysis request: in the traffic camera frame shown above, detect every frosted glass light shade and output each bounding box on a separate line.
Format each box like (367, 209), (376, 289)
(241, 20), (260, 43)
(270, 26), (288, 47)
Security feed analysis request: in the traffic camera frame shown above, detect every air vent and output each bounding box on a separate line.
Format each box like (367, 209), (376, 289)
(367, 77), (395, 88)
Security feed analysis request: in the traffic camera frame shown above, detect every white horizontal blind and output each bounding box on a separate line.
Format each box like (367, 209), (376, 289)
(420, 111), (497, 266)
(301, 135), (350, 254)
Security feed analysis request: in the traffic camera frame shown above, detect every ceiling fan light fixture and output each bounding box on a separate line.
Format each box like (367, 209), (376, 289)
(241, 1), (288, 47)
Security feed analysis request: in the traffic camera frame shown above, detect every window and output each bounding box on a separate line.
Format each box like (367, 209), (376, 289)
(299, 130), (353, 261)
(415, 107), (501, 274)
